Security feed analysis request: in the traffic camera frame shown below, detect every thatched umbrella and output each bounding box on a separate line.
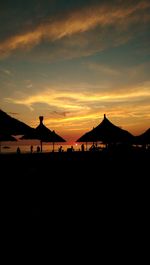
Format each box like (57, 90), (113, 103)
(0, 109), (34, 135)
(92, 114), (133, 144)
(77, 114), (134, 148)
(21, 116), (66, 152)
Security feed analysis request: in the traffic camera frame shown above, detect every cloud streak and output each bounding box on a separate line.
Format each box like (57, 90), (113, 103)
(0, 1), (150, 58)
(3, 80), (150, 135)
(0, 68), (13, 77)
(5, 86), (150, 106)
(4, 82), (150, 117)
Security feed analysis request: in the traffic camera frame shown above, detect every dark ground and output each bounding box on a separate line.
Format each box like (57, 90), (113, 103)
(0, 148), (149, 220)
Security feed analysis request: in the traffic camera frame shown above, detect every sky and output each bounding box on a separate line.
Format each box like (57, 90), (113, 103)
(0, 0), (150, 141)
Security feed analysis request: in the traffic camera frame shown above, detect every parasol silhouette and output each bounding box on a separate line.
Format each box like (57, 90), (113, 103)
(77, 114), (134, 148)
(0, 109), (34, 135)
(21, 116), (66, 152)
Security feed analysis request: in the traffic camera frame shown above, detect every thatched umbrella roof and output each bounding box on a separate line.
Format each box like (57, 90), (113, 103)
(77, 114), (133, 144)
(21, 116), (66, 152)
(76, 130), (95, 143)
(0, 109), (34, 135)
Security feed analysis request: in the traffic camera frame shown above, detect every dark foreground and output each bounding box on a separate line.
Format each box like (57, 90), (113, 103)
(0, 148), (149, 219)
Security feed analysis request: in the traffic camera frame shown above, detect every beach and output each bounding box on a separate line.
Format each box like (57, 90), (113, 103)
(1, 147), (149, 218)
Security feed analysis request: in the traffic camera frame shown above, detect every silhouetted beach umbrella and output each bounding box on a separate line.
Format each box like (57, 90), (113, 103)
(0, 133), (17, 152)
(76, 130), (96, 143)
(0, 109), (34, 135)
(21, 116), (52, 152)
(21, 116), (66, 152)
(36, 116), (66, 151)
(92, 114), (133, 143)
(77, 114), (133, 145)
(135, 128), (150, 145)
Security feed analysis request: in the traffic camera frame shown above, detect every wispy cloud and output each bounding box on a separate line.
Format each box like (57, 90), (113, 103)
(4, 81), (150, 117)
(26, 83), (33, 89)
(3, 80), (149, 135)
(0, 1), (150, 58)
(87, 63), (120, 76)
(85, 61), (150, 85)
(5, 79), (150, 99)
(8, 112), (19, 116)
(0, 68), (13, 76)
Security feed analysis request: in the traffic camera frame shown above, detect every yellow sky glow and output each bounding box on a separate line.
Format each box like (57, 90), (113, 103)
(5, 84), (150, 107)
(4, 82), (150, 136)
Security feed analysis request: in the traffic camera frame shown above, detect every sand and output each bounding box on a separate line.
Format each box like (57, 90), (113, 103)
(0, 147), (149, 218)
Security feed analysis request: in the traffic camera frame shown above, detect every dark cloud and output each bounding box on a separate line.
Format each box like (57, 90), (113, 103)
(1, 0), (149, 43)
(0, 0), (94, 37)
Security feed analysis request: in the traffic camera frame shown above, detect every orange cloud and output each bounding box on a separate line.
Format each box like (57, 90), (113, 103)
(4, 82), (150, 130)
(0, 1), (150, 57)
(4, 81), (149, 137)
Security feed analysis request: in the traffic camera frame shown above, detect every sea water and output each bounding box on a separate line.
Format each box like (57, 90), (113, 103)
(0, 141), (93, 154)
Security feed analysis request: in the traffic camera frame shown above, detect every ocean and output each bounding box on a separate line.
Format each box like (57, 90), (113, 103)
(0, 141), (92, 154)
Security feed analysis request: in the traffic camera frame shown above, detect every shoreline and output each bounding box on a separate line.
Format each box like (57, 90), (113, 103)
(1, 147), (149, 172)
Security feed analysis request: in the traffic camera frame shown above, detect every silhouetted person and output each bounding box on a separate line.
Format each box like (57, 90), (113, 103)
(67, 146), (74, 152)
(30, 145), (33, 153)
(71, 146), (74, 152)
(37, 146), (40, 153)
(16, 147), (21, 154)
(81, 144), (85, 152)
(89, 143), (96, 151)
(58, 146), (62, 152)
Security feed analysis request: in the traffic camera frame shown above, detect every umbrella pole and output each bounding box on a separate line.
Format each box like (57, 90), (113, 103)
(86, 142), (87, 151)
(40, 140), (42, 152)
(0, 141), (1, 153)
(53, 142), (54, 152)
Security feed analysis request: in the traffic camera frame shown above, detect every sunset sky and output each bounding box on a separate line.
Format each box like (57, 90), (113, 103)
(0, 0), (150, 141)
